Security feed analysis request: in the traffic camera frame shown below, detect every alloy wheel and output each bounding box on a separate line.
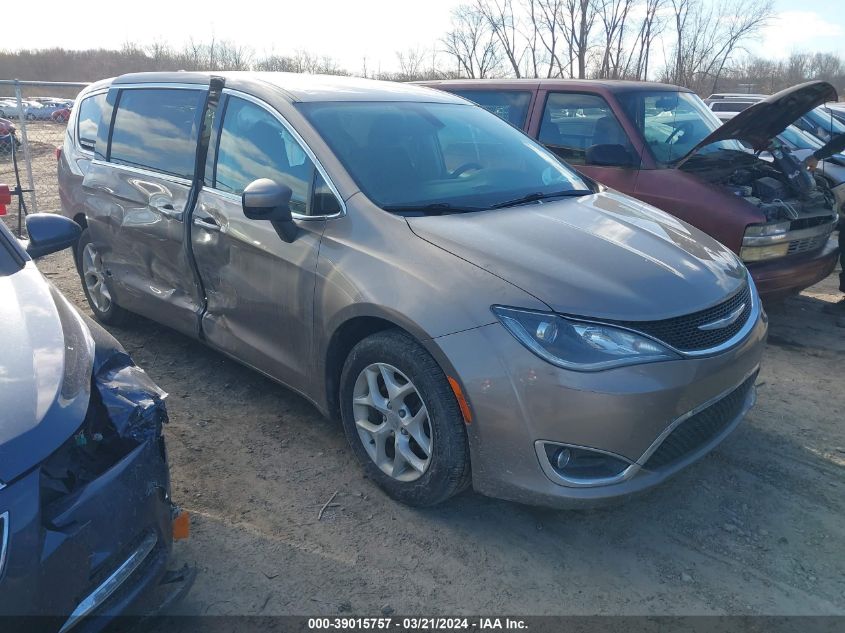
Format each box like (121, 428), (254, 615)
(352, 363), (433, 482)
(81, 242), (112, 312)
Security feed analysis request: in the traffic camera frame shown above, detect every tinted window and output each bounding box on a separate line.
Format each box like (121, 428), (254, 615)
(711, 101), (752, 113)
(312, 171), (341, 215)
(300, 101), (589, 211)
(109, 88), (204, 178)
(617, 91), (746, 164)
(450, 90), (532, 128)
(539, 92), (635, 166)
(77, 93), (105, 150)
(214, 96), (316, 215)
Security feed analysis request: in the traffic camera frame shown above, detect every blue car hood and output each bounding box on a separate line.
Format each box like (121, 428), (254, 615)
(0, 262), (93, 483)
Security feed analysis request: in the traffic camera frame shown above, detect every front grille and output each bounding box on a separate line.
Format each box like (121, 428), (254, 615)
(609, 282), (752, 352)
(643, 374), (756, 470)
(787, 234), (828, 255)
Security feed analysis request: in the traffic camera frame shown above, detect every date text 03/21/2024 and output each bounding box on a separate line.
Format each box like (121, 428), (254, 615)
(307, 618), (528, 630)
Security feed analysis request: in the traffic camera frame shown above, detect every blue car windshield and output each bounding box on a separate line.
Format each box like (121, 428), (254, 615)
(803, 107), (845, 140)
(298, 101), (591, 211)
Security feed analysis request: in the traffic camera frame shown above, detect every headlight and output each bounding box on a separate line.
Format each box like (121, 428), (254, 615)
(492, 306), (680, 371)
(741, 222), (792, 262)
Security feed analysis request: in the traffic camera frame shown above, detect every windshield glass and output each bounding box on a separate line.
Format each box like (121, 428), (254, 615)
(802, 107), (845, 140)
(617, 90), (746, 165)
(299, 101), (590, 211)
(779, 125), (824, 151)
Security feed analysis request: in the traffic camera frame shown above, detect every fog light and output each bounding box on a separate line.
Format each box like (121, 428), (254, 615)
(543, 442), (630, 482)
(535, 320), (558, 342)
(554, 448), (571, 469)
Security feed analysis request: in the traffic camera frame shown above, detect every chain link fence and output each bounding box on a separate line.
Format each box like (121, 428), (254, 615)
(0, 80), (90, 234)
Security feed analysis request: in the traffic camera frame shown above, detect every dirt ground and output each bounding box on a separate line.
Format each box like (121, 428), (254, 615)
(25, 245), (845, 617)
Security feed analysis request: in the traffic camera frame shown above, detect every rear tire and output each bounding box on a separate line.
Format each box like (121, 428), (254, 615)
(339, 330), (471, 506)
(75, 228), (129, 326)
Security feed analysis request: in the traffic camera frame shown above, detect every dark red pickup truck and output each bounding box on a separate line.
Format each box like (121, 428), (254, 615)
(418, 79), (841, 301)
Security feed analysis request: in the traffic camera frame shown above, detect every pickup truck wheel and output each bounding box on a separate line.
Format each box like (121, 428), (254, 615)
(339, 330), (471, 506)
(75, 228), (129, 325)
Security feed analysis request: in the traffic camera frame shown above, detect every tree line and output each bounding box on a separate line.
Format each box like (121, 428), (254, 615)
(2, 0), (844, 98)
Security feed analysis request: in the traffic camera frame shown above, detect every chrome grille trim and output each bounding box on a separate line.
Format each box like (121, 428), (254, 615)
(58, 531), (158, 633)
(0, 512), (8, 580)
(599, 271), (760, 357)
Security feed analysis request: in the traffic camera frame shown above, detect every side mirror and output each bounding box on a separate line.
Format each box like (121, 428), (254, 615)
(585, 144), (637, 168)
(24, 213), (82, 259)
(242, 178), (297, 242)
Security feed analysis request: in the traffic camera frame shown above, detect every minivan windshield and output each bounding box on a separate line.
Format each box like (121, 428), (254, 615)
(299, 101), (591, 212)
(617, 90), (746, 165)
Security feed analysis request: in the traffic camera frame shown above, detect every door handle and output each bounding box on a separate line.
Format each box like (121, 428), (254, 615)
(152, 201), (183, 221)
(193, 216), (220, 232)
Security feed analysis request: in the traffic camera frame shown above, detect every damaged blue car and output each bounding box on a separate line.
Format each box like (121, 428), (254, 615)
(0, 214), (193, 631)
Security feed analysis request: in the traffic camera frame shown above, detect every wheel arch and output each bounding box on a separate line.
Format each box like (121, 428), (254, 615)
(322, 308), (457, 422)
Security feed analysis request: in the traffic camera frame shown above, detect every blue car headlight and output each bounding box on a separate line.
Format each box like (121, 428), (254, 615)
(492, 306), (680, 371)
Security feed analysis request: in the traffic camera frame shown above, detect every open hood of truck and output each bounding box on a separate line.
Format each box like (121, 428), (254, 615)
(676, 81), (838, 167)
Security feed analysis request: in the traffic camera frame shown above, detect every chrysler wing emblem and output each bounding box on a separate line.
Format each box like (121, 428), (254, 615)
(698, 304), (746, 331)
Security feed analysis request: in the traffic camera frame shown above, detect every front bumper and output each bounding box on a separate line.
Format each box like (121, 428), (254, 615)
(0, 437), (183, 631)
(748, 235), (839, 301)
(431, 308), (767, 508)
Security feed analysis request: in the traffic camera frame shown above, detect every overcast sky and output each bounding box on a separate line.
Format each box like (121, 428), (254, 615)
(8, 0), (845, 74)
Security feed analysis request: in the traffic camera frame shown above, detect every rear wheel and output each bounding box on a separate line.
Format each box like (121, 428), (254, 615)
(339, 330), (471, 506)
(76, 228), (129, 325)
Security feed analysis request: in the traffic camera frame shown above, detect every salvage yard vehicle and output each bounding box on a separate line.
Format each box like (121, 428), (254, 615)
(0, 214), (192, 628)
(419, 79), (841, 301)
(59, 72), (766, 508)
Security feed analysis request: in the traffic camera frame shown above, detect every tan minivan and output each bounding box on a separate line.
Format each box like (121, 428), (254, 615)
(59, 72), (766, 507)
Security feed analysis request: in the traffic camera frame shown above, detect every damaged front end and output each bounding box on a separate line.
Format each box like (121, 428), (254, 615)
(41, 323), (170, 506)
(0, 292), (193, 630)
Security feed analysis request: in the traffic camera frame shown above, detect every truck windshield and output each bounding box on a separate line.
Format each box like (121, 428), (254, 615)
(299, 101), (590, 212)
(618, 91), (746, 165)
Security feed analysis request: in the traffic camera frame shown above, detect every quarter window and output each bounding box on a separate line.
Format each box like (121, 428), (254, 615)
(450, 90), (532, 129)
(109, 88), (204, 179)
(214, 96), (316, 215)
(77, 93), (105, 150)
(539, 92), (635, 166)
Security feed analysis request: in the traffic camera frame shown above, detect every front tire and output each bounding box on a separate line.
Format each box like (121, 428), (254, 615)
(75, 228), (129, 325)
(339, 330), (471, 506)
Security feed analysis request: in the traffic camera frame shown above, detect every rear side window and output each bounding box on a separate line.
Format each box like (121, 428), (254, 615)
(539, 92), (635, 165)
(109, 88), (204, 179)
(450, 90), (532, 129)
(711, 101), (752, 113)
(77, 93), (105, 150)
(213, 96), (315, 215)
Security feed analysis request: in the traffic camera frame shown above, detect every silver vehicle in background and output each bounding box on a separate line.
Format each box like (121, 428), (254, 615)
(58, 72), (766, 508)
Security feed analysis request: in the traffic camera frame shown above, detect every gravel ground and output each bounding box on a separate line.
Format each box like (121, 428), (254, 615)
(25, 245), (845, 617)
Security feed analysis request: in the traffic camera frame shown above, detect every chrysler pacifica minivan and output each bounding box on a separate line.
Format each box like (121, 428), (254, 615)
(58, 72), (767, 507)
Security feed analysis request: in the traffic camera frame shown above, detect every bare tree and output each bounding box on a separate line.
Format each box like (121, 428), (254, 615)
(595, 0), (635, 79)
(442, 4), (503, 78)
(476, 0), (527, 77)
(525, 0), (567, 77)
(560, 0), (597, 79)
(666, 0), (773, 93)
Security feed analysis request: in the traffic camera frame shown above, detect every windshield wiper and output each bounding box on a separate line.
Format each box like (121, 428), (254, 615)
(489, 190), (593, 210)
(382, 202), (486, 215)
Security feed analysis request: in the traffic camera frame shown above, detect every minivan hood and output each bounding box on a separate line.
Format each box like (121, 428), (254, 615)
(407, 191), (747, 321)
(0, 263), (92, 483)
(678, 81), (838, 165)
